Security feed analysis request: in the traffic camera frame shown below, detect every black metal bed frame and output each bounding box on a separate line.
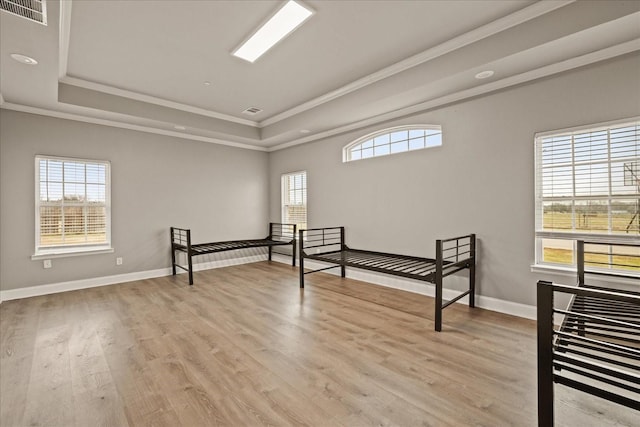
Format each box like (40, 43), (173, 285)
(537, 240), (640, 426)
(170, 222), (297, 285)
(298, 227), (476, 332)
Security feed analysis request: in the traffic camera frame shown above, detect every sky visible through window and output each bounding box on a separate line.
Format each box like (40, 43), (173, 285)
(346, 126), (442, 161)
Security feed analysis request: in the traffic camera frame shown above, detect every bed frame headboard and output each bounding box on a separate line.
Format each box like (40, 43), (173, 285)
(299, 226), (344, 253)
(269, 223), (297, 242)
(577, 240), (640, 285)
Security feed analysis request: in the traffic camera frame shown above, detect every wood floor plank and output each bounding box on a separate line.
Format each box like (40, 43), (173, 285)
(1, 261), (636, 426)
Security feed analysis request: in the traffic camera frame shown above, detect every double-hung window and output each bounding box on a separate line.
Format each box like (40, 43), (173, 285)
(34, 155), (112, 257)
(281, 171), (307, 231)
(534, 119), (639, 274)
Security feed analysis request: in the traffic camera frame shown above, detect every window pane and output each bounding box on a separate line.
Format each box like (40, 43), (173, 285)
(361, 139), (373, 149)
(574, 163), (609, 196)
(542, 166), (572, 197)
(426, 133), (442, 147)
(409, 129), (425, 139)
(541, 135), (572, 166)
(541, 238), (573, 265)
(374, 134), (390, 146)
(390, 131), (408, 143)
(362, 148), (374, 158)
(374, 144), (390, 156)
(408, 137), (425, 150)
(574, 130), (608, 162)
(543, 201), (572, 231)
(64, 162), (85, 183)
(86, 164), (106, 184)
(63, 206), (85, 242)
(64, 183), (85, 201)
(574, 200), (609, 234)
(612, 199), (639, 234)
(86, 184), (106, 202)
(390, 141), (407, 154)
(40, 206), (63, 246)
(48, 160), (63, 182)
(350, 150), (362, 160)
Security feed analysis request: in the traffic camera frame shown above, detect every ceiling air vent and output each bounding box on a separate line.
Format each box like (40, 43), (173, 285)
(242, 107), (263, 116)
(0, 0), (47, 25)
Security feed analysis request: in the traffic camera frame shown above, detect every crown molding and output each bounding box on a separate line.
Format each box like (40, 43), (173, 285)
(0, 102), (268, 151)
(267, 39), (640, 152)
(59, 76), (260, 127)
(58, 2), (257, 128)
(259, 0), (575, 127)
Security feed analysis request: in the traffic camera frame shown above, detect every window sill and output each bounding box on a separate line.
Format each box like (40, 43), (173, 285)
(32, 247), (114, 260)
(531, 264), (640, 285)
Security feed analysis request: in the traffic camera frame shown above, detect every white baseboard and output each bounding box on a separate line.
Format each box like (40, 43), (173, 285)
(1, 253), (537, 322)
(273, 254), (537, 320)
(0, 254), (268, 302)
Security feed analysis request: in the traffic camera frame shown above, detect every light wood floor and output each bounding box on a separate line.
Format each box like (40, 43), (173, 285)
(1, 261), (637, 426)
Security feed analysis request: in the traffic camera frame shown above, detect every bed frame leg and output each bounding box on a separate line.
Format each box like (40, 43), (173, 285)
(469, 234), (476, 308)
(170, 227), (177, 275)
(537, 280), (555, 427)
(292, 236), (297, 267)
(299, 229), (305, 288)
(435, 239), (443, 332)
(187, 252), (194, 285)
(340, 227), (346, 278)
(186, 230), (193, 286)
(268, 246), (273, 262)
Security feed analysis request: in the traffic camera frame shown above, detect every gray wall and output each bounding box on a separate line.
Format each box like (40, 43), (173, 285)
(0, 111), (269, 291)
(268, 54), (640, 306)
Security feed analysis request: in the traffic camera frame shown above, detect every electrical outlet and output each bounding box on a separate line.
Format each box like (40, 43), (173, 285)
(116, 257), (123, 266)
(43, 259), (52, 269)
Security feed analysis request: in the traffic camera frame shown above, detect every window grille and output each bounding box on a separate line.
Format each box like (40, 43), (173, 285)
(281, 171), (307, 231)
(344, 125), (442, 162)
(35, 155), (111, 254)
(534, 119), (640, 274)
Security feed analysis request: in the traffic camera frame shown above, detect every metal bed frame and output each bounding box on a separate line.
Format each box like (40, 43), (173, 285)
(170, 222), (296, 285)
(298, 227), (476, 332)
(537, 240), (640, 426)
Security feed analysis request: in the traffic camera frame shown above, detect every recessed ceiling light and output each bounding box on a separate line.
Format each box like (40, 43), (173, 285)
(300, 129), (310, 134)
(203, 81), (211, 86)
(475, 70), (494, 79)
(10, 53), (38, 65)
(174, 125), (186, 130)
(232, 0), (314, 63)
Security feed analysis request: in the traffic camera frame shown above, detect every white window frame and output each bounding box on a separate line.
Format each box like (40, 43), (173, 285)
(343, 124), (442, 162)
(33, 155), (113, 259)
(533, 118), (640, 277)
(281, 170), (307, 234)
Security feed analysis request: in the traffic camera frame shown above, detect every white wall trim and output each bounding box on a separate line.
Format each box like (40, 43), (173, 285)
(0, 254), (268, 303)
(272, 254), (537, 320)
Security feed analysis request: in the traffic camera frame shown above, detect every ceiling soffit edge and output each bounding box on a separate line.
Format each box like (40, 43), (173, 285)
(57, 0), (574, 130)
(0, 102), (268, 152)
(266, 42), (640, 152)
(259, 0), (575, 127)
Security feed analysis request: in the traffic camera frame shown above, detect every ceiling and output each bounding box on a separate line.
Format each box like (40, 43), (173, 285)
(1, 0), (639, 151)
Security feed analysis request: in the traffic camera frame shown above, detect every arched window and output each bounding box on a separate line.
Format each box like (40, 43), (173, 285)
(343, 125), (442, 162)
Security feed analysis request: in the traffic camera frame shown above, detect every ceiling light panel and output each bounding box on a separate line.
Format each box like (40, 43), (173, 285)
(232, 0), (313, 63)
